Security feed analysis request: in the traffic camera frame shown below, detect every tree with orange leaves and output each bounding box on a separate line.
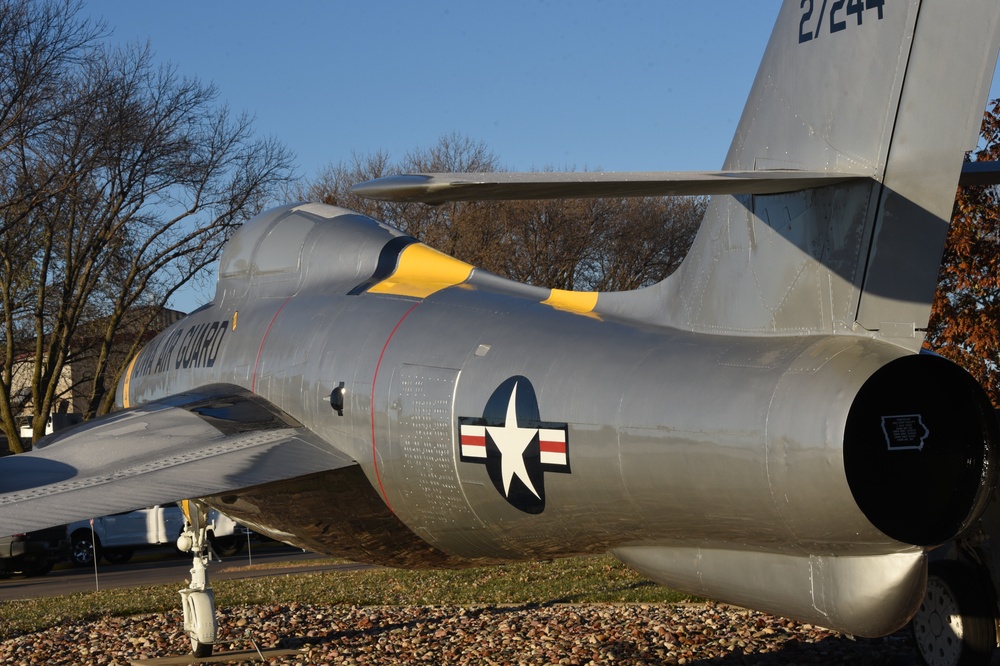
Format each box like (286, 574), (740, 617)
(926, 100), (1000, 406)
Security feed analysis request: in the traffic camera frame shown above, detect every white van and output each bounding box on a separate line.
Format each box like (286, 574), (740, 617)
(67, 504), (241, 566)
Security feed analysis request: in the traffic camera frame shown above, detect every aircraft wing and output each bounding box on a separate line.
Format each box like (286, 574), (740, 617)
(0, 384), (356, 536)
(348, 170), (871, 204)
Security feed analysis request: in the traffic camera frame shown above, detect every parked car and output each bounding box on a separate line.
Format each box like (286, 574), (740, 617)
(67, 504), (241, 567)
(16, 413), (83, 450)
(0, 525), (70, 576)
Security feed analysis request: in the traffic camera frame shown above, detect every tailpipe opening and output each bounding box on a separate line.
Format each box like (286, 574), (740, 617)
(844, 354), (998, 546)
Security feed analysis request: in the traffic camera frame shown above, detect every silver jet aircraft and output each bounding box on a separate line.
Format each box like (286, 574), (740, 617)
(3, 0), (1000, 661)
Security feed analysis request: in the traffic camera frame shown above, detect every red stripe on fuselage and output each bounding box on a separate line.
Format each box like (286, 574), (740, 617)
(251, 296), (293, 393)
(370, 302), (421, 513)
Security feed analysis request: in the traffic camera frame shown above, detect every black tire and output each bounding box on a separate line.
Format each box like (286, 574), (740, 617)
(209, 533), (243, 558)
(70, 530), (100, 567)
(191, 638), (212, 658)
(912, 560), (997, 666)
(22, 560), (53, 577)
(102, 548), (133, 565)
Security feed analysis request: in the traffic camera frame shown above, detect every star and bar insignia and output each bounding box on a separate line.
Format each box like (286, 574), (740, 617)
(458, 376), (570, 514)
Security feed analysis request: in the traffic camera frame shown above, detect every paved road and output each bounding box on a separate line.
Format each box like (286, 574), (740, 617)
(0, 542), (370, 600)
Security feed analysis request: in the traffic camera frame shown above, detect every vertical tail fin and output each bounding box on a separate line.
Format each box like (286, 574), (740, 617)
(646, 0), (1000, 349)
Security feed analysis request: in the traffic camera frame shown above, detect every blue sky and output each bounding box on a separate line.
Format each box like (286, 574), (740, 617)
(79, 1), (1000, 311)
(81, 2), (782, 176)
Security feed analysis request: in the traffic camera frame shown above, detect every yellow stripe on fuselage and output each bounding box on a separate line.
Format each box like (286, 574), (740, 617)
(368, 243), (474, 298)
(122, 353), (139, 409)
(542, 288), (599, 313)
(364, 240), (598, 313)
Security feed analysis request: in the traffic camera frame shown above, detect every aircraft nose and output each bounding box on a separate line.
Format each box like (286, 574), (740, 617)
(843, 354), (999, 547)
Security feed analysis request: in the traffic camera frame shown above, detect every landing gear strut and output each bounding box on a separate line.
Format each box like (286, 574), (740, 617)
(176, 500), (218, 658)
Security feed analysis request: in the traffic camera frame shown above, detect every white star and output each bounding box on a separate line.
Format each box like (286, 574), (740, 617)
(486, 382), (541, 499)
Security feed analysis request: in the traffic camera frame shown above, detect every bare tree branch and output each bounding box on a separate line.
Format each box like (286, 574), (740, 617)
(298, 133), (703, 294)
(0, 0), (295, 451)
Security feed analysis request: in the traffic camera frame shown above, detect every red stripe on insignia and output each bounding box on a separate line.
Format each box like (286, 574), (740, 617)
(539, 428), (568, 466)
(460, 424), (487, 458)
(539, 440), (565, 453)
(539, 429), (566, 453)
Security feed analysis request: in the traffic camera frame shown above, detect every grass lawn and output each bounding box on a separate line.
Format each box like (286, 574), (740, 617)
(0, 555), (695, 640)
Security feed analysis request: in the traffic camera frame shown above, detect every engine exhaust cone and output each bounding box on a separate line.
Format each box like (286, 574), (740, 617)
(845, 354), (998, 546)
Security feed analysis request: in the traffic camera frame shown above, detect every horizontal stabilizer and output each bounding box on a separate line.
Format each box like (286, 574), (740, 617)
(350, 170), (870, 204)
(0, 384), (356, 536)
(959, 160), (1000, 186)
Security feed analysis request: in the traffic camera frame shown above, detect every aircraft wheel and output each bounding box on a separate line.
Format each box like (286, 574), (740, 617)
(181, 586), (217, 658)
(70, 530), (100, 567)
(912, 560), (997, 666)
(191, 638), (212, 658)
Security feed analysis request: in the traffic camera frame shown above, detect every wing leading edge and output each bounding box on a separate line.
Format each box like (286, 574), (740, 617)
(350, 161), (1000, 205)
(0, 384), (356, 536)
(349, 170), (871, 204)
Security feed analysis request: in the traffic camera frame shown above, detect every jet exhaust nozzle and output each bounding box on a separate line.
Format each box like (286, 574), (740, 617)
(844, 354), (999, 547)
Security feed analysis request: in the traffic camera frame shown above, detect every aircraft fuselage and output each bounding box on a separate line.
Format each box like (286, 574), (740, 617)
(117, 206), (996, 573)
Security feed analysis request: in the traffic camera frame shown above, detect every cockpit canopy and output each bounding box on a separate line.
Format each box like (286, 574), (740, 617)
(215, 203), (410, 302)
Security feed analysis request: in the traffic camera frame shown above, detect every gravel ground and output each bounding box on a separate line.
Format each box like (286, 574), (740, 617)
(0, 602), (927, 665)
